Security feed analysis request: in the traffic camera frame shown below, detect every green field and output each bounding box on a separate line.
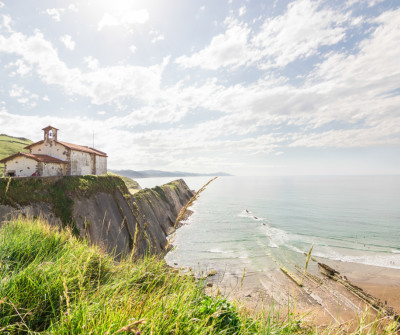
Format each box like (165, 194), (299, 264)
(0, 134), (32, 177)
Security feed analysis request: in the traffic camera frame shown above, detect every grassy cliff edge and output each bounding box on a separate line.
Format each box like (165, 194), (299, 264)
(0, 218), (309, 334)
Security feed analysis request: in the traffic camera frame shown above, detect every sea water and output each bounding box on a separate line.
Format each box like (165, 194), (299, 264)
(135, 176), (400, 275)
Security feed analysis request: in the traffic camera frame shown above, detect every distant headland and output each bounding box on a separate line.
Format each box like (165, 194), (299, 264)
(109, 169), (232, 178)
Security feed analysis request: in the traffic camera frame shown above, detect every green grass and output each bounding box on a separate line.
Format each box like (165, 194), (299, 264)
(0, 134), (33, 177)
(0, 175), (130, 234)
(0, 218), (316, 334)
(0, 219), (398, 334)
(107, 171), (141, 194)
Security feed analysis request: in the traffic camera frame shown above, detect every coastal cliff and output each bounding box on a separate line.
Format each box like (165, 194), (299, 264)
(0, 175), (194, 257)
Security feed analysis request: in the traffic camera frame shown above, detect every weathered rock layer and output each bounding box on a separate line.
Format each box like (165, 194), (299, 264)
(0, 175), (194, 257)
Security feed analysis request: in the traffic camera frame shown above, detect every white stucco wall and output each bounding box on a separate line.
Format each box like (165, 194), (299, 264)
(5, 156), (38, 177)
(30, 141), (68, 161)
(42, 162), (65, 176)
(95, 155), (107, 175)
(70, 150), (92, 175)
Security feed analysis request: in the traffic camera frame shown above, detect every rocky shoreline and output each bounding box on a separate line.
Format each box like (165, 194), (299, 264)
(201, 256), (400, 327)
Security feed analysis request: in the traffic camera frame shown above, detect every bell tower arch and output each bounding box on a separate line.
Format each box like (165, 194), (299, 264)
(42, 125), (59, 143)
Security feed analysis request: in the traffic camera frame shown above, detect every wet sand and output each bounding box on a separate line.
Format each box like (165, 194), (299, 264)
(329, 260), (400, 316)
(204, 258), (400, 327)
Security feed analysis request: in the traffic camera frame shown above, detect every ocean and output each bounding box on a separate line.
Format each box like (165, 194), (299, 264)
(135, 176), (400, 276)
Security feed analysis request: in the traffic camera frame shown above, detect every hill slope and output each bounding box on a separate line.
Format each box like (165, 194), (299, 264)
(0, 134), (32, 176)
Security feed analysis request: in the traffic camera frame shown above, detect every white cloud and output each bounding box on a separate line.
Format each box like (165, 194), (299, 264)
(43, 95), (50, 101)
(177, 0), (349, 70)
(149, 29), (165, 43)
(5, 59), (32, 77)
(8, 84), (39, 107)
(9, 84), (24, 97)
(348, 0), (385, 7)
(129, 45), (137, 54)
(0, 2), (4, 9)
(238, 6), (246, 16)
(176, 18), (252, 70)
(0, 29), (166, 105)
(45, 8), (64, 22)
(83, 56), (99, 70)
(60, 34), (75, 50)
(171, 6), (400, 150)
(368, 0), (385, 6)
(253, 0), (349, 69)
(68, 4), (78, 11)
(0, 1), (399, 173)
(97, 8), (149, 31)
(0, 14), (12, 32)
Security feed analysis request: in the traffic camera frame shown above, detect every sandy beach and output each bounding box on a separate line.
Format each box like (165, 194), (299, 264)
(204, 258), (400, 327)
(330, 261), (400, 315)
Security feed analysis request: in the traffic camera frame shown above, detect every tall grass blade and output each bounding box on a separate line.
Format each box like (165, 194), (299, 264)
(2, 176), (11, 205)
(301, 243), (314, 286)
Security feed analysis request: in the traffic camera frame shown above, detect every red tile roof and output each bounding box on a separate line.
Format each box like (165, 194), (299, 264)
(42, 125), (59, 131)
(57, 141), (107, 157)
(24, 140), (107, 157)
(24, 140), (44, 149)
(0, 152), (67, 164)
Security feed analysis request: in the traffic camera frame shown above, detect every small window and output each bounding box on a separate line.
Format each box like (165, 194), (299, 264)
(6, 171), (15, 177)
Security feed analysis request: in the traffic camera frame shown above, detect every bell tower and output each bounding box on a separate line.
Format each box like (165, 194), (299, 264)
(42, 125), (59, 143)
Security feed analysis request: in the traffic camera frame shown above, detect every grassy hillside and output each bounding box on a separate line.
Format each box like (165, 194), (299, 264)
(0, 134), (32, 177)
(107, 171), (141, 193)
(0, 218), (397, 334)
(0, 175), (130, 235)
(0, 218), (311, 334)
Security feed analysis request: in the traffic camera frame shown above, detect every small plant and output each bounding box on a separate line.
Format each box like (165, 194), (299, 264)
(197, 295), (240, 333)
(1, 176), (11, 205)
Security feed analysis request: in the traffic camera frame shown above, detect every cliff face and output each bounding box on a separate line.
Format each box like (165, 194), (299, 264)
(0, 176), (194, 257)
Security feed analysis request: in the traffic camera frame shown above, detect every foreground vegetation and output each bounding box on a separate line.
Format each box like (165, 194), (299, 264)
(0, 218), (316, 334)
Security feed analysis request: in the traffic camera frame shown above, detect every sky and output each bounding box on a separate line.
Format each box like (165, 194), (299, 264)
(0, 0), (399, 176)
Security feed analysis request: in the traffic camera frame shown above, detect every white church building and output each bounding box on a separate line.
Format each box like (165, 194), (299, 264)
(0, 126), (107, 177)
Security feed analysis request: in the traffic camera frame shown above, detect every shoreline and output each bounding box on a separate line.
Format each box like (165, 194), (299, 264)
(202, 257), (400, 326)
(326, 260), (400, 316)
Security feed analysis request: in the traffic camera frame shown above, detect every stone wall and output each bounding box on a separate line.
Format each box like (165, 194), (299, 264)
(30, 142), (68, 161)
(95, 155), (107, 175)
(70, 150), (92, 175)
(41, 162), (66, 176)
(4, 156), (38, 177)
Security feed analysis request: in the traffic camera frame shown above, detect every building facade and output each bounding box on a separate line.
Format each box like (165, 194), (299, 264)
(0, 126), (107, 177)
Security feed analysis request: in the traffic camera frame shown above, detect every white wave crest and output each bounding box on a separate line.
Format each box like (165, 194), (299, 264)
(313, 248), (400, 270)
(208, 248), (233, 254)
(262, 225), (289, 248)
(238, 209), (266, 222)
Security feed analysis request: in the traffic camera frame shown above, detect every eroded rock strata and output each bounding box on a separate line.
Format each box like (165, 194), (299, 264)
(0, 175), (194, 258)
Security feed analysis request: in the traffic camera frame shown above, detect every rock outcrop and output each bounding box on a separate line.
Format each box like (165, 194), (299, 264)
(0, 175), (194, 258)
